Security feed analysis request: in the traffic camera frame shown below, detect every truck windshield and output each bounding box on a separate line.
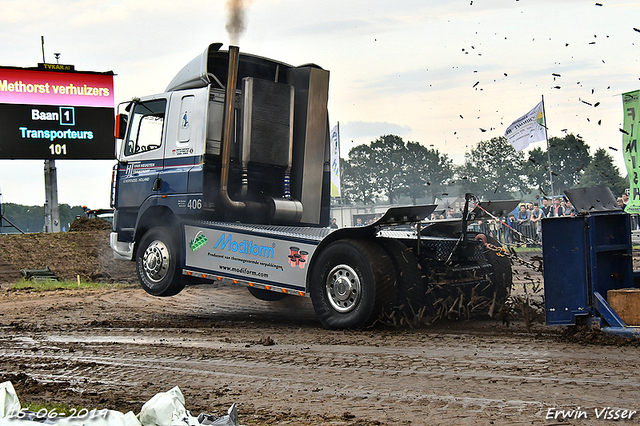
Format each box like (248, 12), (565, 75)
(124, 99), (167, 156)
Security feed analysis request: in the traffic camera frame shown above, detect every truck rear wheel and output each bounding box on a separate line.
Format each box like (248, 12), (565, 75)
(136, 227), (185, 297)
(310, 239), (397, 329)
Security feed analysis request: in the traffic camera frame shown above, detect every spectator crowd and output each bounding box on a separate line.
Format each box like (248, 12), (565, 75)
(336, 193), (636, 246)
(469, 193), (635, 246)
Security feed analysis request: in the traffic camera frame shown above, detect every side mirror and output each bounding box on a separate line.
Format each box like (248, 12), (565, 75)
(114, 113), (128, 139)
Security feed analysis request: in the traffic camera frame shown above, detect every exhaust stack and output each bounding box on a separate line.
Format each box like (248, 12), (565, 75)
(217, 44), (304, 223)
(219, 45), (245, 211)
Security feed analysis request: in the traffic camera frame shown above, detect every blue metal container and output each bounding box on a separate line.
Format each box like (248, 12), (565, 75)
(542, 187), (634, 329)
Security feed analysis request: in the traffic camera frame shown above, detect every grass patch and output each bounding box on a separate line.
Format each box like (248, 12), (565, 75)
(22, 402), (86, 418)
(20, 402), (108, 419)
(9, 279), (134, 292)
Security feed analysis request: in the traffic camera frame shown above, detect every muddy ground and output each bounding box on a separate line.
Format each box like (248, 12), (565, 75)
(0, 218), (137, 283)
(0, 223), (639, 425)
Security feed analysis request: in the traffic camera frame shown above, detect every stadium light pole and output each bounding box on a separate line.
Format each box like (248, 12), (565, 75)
(39, 38), (61, 233)
(44, 160), (61, 233)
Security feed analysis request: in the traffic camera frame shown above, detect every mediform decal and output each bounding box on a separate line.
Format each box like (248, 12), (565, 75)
(183, 225), (318, 289)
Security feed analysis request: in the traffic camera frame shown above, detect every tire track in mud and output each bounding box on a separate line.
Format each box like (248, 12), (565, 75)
(1, 329), (639, 425)
(0, 345), (541, 421)
(2, 286), (640, 425)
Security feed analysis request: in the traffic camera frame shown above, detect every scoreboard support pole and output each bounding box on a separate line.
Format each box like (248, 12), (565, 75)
(44, 159), (61, 233)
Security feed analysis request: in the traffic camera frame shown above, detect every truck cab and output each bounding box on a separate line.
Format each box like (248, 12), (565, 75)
(111, 43), (332, 261)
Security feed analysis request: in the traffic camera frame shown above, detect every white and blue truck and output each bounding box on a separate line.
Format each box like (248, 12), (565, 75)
(110, 43), (512, 329)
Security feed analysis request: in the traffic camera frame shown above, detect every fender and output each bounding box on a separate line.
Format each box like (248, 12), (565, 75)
(133, 195), (183, 240)
(305, 204), (436, 291)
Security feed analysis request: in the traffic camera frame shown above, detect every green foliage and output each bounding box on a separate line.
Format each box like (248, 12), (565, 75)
(0, 204), (44, 232)
(404, 142), (454, 204)
(10, 279), (132, 291)
(0, 203), (86, 233)
(369, 135), (409, 204)
(456, 136), (529, 199)
(524, 134), (591, 196)
(18, 402), (109, 419)
(579, 148), (629, 196)
(341, 148), (377, 205)
(341, 135), (454, 205)
(548, 134), (591, 194)
(523, 146), (550, 195)
(22, 402), (86, 418)
(340, 132), (626, 205)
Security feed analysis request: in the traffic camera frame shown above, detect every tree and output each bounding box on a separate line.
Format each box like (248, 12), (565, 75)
(1, 204), (45, 232)
(524, 134), (591, 197)
(579, 148), (628, 196)
(523, 146), (552, 196)
(341, 135), (455, 205)
(368, 135), (408, 204)
(548, 133), (591, 194)
(0, 203), (86, 233)
(404, 142), (454, 204)
(457, 136), (529, 200)
(341, 148), (377, 205)
(342, 135), (408, 205)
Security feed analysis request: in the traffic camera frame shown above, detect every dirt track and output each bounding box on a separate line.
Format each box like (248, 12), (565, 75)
(0, 225), (639, 425)
(1, 281), (639, 426)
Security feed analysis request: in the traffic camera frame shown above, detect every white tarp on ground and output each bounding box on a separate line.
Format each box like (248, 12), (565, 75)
(0, 383), (20, 419)
(137, 387), (236, 426)
(0, 382), (237, 426)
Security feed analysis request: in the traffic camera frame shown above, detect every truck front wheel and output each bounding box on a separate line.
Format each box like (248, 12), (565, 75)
(136, 227), (185, 297)
(310, 239), (397, 329)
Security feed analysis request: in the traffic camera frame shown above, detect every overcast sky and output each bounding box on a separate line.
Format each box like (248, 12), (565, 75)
(0, 0), (638, 209)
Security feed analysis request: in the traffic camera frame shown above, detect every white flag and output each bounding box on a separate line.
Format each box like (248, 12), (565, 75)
(330, 124), (341, 197)
(504, 101), (546, 152)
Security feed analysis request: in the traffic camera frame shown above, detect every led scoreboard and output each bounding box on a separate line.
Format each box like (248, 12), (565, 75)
(0, 65), (115, 159)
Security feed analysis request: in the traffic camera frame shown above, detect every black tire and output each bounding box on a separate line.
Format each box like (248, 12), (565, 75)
(247, 286), (289, 301)
(378, 239), (424, 316)
(136, 227), (185, 297)
(310, 239), (397, 329)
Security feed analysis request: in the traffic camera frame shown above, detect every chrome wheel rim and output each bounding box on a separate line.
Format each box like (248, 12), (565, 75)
(326, 264), (361, 313)
(142, 240), (170, 284)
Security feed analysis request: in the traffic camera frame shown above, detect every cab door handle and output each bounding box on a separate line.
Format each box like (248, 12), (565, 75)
(153, 178), (162, 191)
